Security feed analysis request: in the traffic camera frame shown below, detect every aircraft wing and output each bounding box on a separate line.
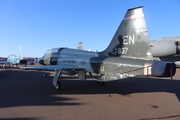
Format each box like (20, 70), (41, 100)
(20, 64), (85, 71)
(0, 61), (10, 64)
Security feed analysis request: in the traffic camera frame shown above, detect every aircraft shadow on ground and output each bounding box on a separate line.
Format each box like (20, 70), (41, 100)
(0, 69), (84, 109)
(0, 117), (41, 120)
(60, 75), (180, 100)
(140, 114), (180, 120)
(0, 69), (180, 109)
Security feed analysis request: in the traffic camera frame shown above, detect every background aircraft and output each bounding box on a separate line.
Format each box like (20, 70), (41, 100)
(150, 36), (180, 66)
(154, 36), (180, 41)
(0, 44), (27, 69)
(20, 6), (176, 90)
(77, 42), (83, 50)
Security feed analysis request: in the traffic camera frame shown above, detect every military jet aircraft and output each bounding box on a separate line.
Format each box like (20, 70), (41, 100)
(150, 36), (180, 66)
(154, 36), (180, 41)
(0, 44), (27, 69)
(20, 6), (176, 90)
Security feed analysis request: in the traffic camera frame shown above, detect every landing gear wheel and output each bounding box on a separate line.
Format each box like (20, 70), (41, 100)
(3, 64), (6, 69)
(97, 81), (105, 85)
(43, 73), (46, 78)
(55, 81), (61, 90)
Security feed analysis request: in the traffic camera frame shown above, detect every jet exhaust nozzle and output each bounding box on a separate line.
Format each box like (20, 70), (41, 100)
(175, 41), (180, 54)
(151, 61), (176, 77)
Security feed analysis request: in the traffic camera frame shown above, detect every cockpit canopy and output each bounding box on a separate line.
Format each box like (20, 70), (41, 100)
(45, 48), (60, 54)
(7, 54), (19, 59)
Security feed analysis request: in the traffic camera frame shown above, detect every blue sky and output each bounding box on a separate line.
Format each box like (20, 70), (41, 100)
(0, 0), (180, 57)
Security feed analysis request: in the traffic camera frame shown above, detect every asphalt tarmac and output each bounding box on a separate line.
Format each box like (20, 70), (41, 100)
(0, 66), (180, 120)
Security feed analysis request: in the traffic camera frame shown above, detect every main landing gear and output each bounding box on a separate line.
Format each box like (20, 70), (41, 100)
(46, 69), (104, 90)
(3, 63), (6, 69)
(43, 69), (47, 78)
(43, 69), (62, 90)
(55, 81), (61, 90)
(97, 81), (105, 85)
(53, 70), (62, 90)
(43, 73), (47, 78)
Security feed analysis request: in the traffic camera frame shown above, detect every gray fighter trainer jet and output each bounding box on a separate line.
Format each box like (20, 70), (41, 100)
(20, 6), (176, 90)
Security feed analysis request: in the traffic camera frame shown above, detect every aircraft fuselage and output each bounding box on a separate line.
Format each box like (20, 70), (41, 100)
(39, 48), (154, 80)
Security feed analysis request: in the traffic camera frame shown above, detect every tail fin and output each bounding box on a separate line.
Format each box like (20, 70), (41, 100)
(19, 44), (23, 60)
(99, 6), (153, 60)
(77, 42), (83, 50)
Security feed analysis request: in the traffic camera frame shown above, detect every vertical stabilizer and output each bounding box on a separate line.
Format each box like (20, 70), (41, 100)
(99, 6), (153, 60)
(77, 42), (83, 50)
(19, 44), (23, 60)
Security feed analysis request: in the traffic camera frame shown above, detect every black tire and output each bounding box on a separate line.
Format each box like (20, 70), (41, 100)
(55, 81), (61, 90)
(43, 73), (46, 78)
(97, 81), (105, 85)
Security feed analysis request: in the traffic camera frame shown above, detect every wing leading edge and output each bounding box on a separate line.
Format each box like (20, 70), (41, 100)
(20, 64), (85, 71)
